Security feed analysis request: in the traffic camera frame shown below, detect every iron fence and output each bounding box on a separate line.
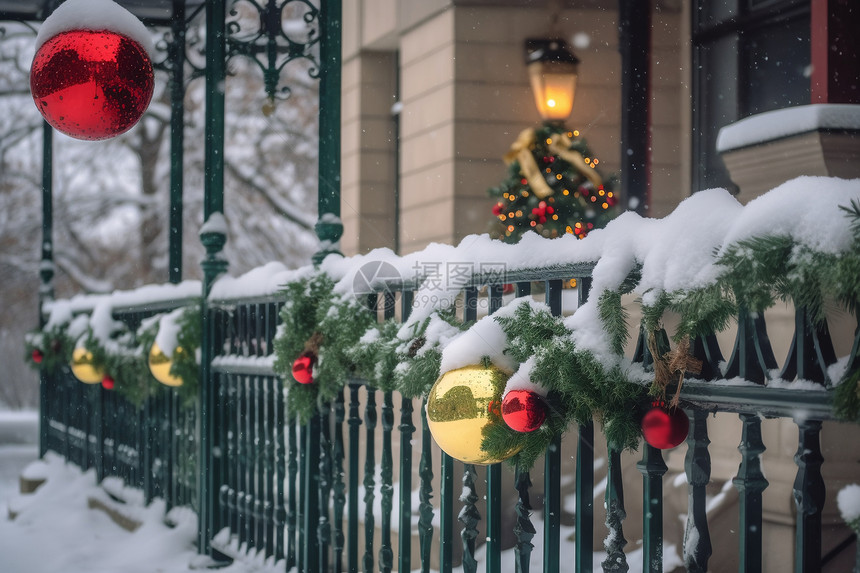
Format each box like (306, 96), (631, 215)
(36, 263), (859, 572)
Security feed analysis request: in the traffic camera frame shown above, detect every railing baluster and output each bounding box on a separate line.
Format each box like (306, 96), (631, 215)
(364, 386), (377, 573)
(576, 277), (595, 573)
(398, 288), (416, 573)
(297, 422), (306, 571)
(725, 308), (777, 384)
(303, 412), (321, 572)
(440, 452), (454, 573)
(780, 306), (836, 384)
(684, 409), (712, 572)
(602, 447), (628, 573)
(487, 281), (508, 573)
(256, 375), (267, 552)
(379, 391), (394, 572)
(545, 279), (562, 572)
(418, 400), (435, 573)
(576, 421), (595, 573)
(514, 464), (535, 573)
(94, 385), (104, 481)
(286, 414), (298, 569)
(264, 375), (274, 557)
(379, 291), (395, 573)
(459, 463), (480, 573)
(228, 375), (239, 539)
(348, 382), (362, 572)
(793, 419), (825, 572)
(398, 395), (415, 573)
(260, 376), (275, 555)
(734, 413), (767, 572)
(333, 389), (346, 572)
(689, 333), (723, 381)
(318, 402), (332, 572)
(143, 390), (153, 502)
(457, 287), (483, 572)
(274, 374), (286, 562)
(243, 374), (252, 549)
(637, 444), (667, 572)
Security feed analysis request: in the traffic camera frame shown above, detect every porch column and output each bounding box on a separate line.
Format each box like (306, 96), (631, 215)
(618, 0), (651, 215)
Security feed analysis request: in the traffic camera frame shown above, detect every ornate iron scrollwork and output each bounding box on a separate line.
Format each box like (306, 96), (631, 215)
(226, 0), (321, 103)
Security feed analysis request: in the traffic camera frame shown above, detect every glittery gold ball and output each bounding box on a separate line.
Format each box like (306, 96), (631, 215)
(70, 347), (103, 384)
(148, 342), (184, 387)
(426, 364), (520, 465)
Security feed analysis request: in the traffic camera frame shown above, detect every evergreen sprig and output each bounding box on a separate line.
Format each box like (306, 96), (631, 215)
(170, 303), (202, 407)
(272, 272), (375, 422)
(25, 324), (75, 374)
(85, 327), (153, 406)
(599, 290), (630, 355)
(481, 301), (646, 470)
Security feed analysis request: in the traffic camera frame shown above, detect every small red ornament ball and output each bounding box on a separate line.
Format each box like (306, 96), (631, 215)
(501, 389), (547, 433)
(292, 352), (315, 385)
(641, 402), (689, 449)
(30, 30), (154, 140)
(101, 375), (115, 390)
(31, 348), (44, 364)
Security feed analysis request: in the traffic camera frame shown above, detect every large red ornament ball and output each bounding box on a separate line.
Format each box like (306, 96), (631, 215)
(31, 348), (44, 364)
(501, 389), (547, 433)
(292, 352), (315, 385)
(641, 402), (689, 449)
(30, 29), (154, 140)
(101, 375), (115, 390)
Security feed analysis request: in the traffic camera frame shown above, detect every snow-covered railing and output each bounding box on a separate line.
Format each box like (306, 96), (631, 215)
(37, 282), (200, 511)
(36, 177), (860, 572)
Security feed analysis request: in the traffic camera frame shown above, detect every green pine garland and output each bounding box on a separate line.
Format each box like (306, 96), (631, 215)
(27, 303), (202, 408)
(27, 198), (860, 463)
(25, 323), (75, 374)
(272, 272), (375, 423)
(85, 326), (153, 406)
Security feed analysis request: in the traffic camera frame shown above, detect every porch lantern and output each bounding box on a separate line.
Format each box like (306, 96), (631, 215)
(525, 38), (579, 123)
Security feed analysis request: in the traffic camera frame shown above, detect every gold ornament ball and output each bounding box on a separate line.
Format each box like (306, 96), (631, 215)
(426, 364), (520, 465)
(70, 347), (103, 384)
(148, 343), (184, 387)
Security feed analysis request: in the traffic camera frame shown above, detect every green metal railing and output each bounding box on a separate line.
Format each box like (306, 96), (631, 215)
(197, 263), (850, 572)
(41, 301), (199, 513)
(37, 263), (856, 571)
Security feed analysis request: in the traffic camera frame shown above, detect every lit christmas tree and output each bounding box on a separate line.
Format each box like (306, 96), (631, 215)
(488, 124), (619, 242)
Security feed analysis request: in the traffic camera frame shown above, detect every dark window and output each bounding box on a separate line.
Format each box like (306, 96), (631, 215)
(691, 0), (810, 191)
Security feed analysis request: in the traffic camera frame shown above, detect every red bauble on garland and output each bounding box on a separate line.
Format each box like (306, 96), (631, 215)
(641, 401), (689, 449)
(292, 352), (316, 385)
(30, 29), (154, 140)
(501, 389), (547, 433)
(31, 349), (44, 364)
(101, 375), (115, 390)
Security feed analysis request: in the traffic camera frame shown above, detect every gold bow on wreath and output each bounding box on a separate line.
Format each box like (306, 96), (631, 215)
(503, 128), (603, 200)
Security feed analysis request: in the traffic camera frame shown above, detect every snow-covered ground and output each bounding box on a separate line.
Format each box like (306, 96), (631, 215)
(0, 410), (680, 572)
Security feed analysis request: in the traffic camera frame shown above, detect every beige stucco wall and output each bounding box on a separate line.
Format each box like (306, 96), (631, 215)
(341, 1), (685, 255)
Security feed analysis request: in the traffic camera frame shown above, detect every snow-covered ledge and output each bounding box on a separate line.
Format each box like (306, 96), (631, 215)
(718, 104), (860, 201)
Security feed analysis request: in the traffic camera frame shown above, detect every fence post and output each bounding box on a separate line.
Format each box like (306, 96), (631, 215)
(198, 0), (229, 558)
(312, 0), (343, 264)
(38, 121), (53, 459)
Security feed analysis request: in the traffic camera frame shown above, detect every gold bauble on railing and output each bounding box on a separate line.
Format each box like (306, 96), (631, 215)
(148, 342), (184, 387)
(426, 364), (521, 465)
(70, 347), (104, 384)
